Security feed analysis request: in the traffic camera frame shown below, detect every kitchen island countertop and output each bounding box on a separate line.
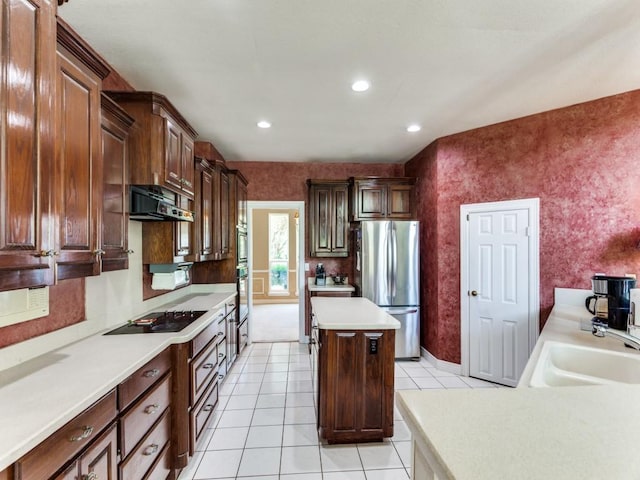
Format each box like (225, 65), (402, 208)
(0, 290), (235, 472)
(311, 297), (400, 330)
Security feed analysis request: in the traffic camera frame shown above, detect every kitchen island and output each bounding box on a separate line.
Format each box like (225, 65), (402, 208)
(396, 288), (640, 479)
(311, 297), (399, 444)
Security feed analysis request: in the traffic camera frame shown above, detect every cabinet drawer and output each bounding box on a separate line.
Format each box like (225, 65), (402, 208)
(120, 408), (171, 480)
(190, 379), (219, 452)
(191, 338), (218, 405)
(119, 348), (171, 411)
(238, 318), (248, 352)
(225, 297), (237, 315)
(191, 310), (224, 358)
(143, 441), (171, 480)
(16, 390), (117, 480)
(120, 373), (171, 458)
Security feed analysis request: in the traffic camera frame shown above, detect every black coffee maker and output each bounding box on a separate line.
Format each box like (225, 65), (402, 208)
(586, 275), (636, 330)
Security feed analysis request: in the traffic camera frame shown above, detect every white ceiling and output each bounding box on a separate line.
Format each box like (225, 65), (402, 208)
(59, 0), (640, 164)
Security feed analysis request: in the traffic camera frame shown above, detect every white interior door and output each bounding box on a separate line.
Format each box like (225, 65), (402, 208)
(468, 208), (531, 387)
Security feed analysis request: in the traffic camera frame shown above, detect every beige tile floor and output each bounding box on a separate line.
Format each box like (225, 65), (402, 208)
(178, 342), (499, 480)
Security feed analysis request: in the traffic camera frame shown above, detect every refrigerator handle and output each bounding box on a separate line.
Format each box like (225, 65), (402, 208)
(391, 225), (397, 299)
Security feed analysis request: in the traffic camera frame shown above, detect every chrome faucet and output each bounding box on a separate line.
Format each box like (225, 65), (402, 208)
(590, 320), (640, 350)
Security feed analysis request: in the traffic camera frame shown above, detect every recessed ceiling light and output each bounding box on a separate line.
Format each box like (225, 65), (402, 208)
(257, 120), (271, 129)
(351, 80), (370, 92)
(407, 124), (421, 133)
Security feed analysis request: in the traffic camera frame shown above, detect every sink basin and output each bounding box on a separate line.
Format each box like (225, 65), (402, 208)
(529, 341), (640, 387)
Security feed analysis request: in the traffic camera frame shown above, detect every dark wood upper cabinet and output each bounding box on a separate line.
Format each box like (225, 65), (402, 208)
(219, 167), (231, 259)
(194, 142), (232, 261)
(0, 0), (57, 291)
(54, 20), (110, 281)
(351, 177), (416, 220)
(194, 158), (216, 262)
(308, 180), (350, 257)
(100, 94), (134, 272)
(105, 91), (198, 200)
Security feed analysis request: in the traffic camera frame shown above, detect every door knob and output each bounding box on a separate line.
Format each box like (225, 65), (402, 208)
(470, 290), (478, 297)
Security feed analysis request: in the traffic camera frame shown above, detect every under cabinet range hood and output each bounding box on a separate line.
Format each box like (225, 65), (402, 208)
(129, 185), (194, 222)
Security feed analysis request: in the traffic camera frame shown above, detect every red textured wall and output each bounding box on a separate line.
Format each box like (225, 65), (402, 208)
(405, 90), (640, 363)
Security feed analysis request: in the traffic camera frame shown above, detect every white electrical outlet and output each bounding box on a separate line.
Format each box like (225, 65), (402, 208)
(0, 286), (49, 328)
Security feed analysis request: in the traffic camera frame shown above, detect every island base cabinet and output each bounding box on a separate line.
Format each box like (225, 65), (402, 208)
(318, 329), (395, 444)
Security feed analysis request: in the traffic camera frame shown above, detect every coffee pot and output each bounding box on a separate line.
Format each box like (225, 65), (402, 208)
(586, 275), (636, 330)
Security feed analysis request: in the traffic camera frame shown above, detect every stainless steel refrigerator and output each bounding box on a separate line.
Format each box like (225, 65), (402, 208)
(354, 220), (420, 359)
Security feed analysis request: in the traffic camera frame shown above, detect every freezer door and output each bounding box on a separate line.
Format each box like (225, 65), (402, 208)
(383, 306), (420, 359)
(389, 221), (419, 306)
(360, 221), (392, 305)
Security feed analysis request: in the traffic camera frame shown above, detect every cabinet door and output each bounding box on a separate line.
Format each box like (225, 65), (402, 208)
(220, 170), (231, 259)
(387, 183), (414, 219)
(311, 185), (332, 255)
(79, 424), (118, 480)
(181, 135), (195, 197)
(100, 96), (133, 272)
(331, 185), (349, 255)
(309, 182), (349, 257)
(211, 166), (222, 259)
(0, 0), (56, 290)
(195, 161), (214, 260)
(164, 116), (183, 192)
(321, 331), (359, 436)
(354, 183), (386, 219)
(55, 46), (102, 280)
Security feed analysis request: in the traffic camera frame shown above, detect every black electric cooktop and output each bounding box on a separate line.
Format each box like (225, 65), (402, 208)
(104, 310), (208, 335)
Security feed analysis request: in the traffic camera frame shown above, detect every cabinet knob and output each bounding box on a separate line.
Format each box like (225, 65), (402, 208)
(470, 290), (478, 297)
(203, 363), (214, 369)
(39, 249), (54, 257)
(93, 249), (106, 256)
(69, 425), (94, 442)
(143, 368), (160, 378)
(203, 404), (214, 412)
(144, 404), (159, 415)
(143, 444), (159, 456)
(126, 249), (134, 254)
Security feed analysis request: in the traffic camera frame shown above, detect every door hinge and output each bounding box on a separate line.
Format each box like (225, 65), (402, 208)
(466, 214), (469, 221)
(525, 226), (531, 237)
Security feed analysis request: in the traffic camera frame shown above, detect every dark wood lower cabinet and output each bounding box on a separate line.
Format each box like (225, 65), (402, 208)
(318, 328), (395, 444)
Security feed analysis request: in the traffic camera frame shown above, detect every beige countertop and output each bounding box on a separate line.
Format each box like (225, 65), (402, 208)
(307, 277), (355, 293)
(396, 289), (640, 479)
(311, 297), (400, 330)
(0, 290), (236, 472)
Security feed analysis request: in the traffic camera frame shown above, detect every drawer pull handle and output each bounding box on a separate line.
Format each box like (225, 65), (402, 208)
(218, 353), (224, 357)
(69, 425), (94, 442)
(82, 472), (98, 480)
(143, 444), (159, 456)
(218, 374), (224, 380)
(144, 403), (159, 414)
(203, 404), (214, 412)
(203, 363), (214, 369)
(143, 368), (160, 378)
